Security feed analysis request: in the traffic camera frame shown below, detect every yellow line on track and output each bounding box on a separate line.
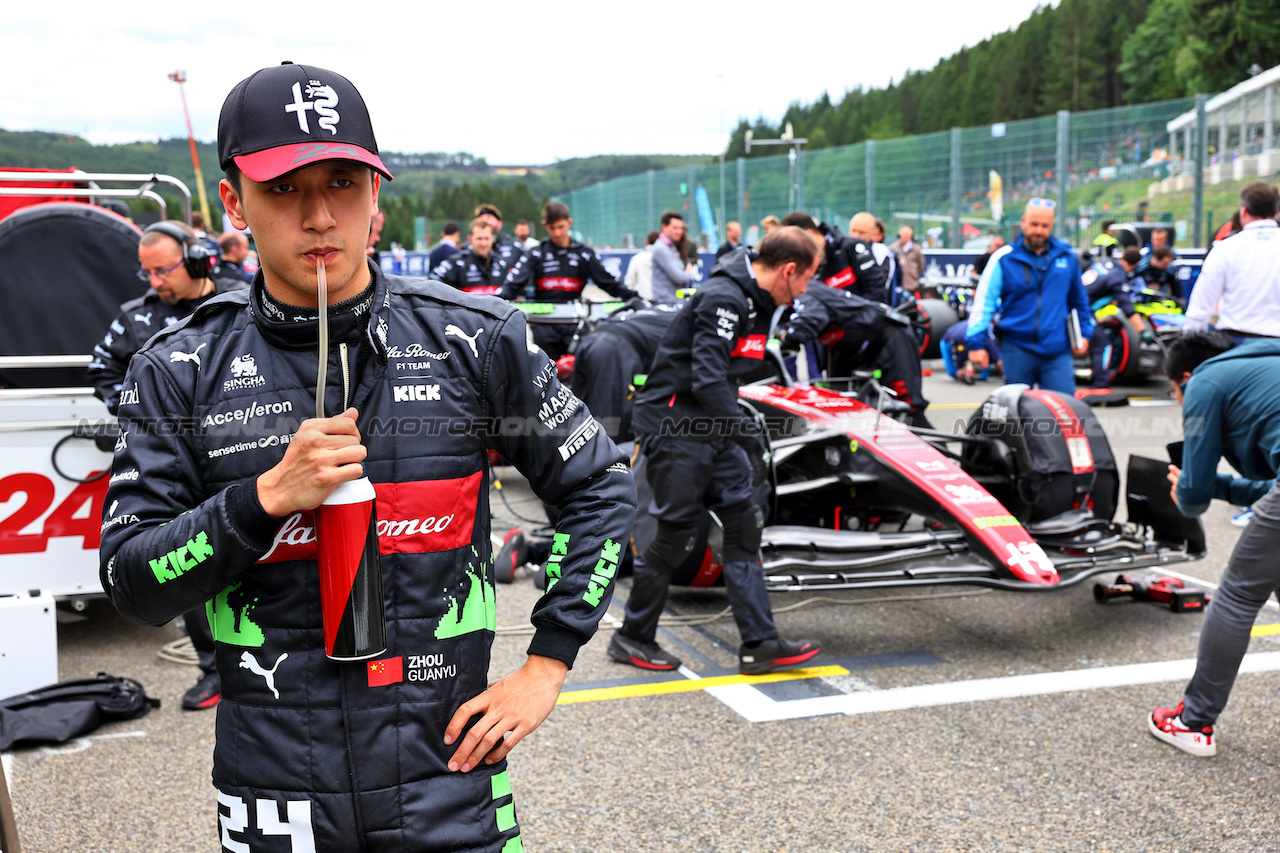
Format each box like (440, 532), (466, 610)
(557, 665), (850, 705)
(1251, 624), (1280, 637)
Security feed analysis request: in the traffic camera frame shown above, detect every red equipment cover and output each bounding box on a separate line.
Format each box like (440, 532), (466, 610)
(0, 167), (84, 222)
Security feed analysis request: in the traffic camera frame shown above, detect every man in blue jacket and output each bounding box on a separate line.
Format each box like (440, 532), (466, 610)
(1150, 331), (1280, 757)
(966, 199), (1092, 393)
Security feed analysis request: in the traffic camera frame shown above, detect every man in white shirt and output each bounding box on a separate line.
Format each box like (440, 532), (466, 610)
(1185, 183), (1280, 339)
(625, 230), (659, 301)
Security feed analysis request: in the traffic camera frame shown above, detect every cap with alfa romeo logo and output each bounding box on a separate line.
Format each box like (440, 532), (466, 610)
(218, 61), (393, 183)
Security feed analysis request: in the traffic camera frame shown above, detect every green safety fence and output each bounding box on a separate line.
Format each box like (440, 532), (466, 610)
(557, 98), (1199, 250)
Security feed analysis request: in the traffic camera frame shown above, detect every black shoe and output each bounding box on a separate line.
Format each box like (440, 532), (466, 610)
(495, 529), (528, 584)
(739, 638), (820, 675)
(182, 670), (221, 710)
(607, 632), (682, 671)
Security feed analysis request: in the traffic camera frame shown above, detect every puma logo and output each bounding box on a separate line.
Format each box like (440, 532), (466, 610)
(169, 343), (207, 367)
(134, 312), (153, 326)
(239, 650), (288, 699)
(445, 324), (483, 358)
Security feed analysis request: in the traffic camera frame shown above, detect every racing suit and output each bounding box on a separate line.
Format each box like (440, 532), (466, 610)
(624, 250), (779, 647)
(1083, 259), (1139, 388)
(429, 248), (509, 296)
(88, 278), (248, 414)
(1138, 264), (1183, 300)
(781, 283), (928, 424)
(500, 239), (639, 360)
(99, 263), (636, 852)
(573, 303), (682, 442)
(815, 221), (890, 304)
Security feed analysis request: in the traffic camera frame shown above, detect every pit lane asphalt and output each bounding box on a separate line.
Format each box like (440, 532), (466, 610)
(7, 370), (1279, 852)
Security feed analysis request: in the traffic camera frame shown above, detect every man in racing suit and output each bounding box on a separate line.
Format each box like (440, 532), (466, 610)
(90, 220), (248, 712)
(99, 62), (635, 852)
(429, 217), (508, 296)
(500, 200), (639, 360)
(1083, 247), (1152, 388)
(779, 282), (930, 426)
(609, 228), (821, 674)
(474, 202), (526, 270)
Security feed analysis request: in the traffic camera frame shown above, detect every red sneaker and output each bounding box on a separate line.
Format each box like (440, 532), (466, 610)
(1149, 701), (1216, 757)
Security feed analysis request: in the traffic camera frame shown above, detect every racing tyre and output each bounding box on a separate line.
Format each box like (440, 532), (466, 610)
(1099, 314), (1142, 386)
(911, 298), (959, 359)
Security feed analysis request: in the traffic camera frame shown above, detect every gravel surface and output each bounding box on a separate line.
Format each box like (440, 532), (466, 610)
(5, 370), (1278, 852)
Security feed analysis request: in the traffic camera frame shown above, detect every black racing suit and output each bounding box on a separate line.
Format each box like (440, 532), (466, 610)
(500, 239), (639, 360)
(99, 263), (636, 852)
(624, 250), (780, 647)
(1138, 264), (1183, 300)
(1084, 259), (1139, 388)
(783, 283), (928, 425)
(430, 248), (509, 296)
(88, 277), (248, 414)
(573, 303), (682, 442)
(816, 221), (890, 303)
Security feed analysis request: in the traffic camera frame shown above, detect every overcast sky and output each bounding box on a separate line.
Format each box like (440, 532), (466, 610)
(4, 1), (1052, 164)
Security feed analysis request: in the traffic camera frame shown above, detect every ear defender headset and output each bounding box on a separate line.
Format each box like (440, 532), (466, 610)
(144, 222), (217, 279)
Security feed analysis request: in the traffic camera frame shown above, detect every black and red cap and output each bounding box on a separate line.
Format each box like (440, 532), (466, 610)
(217, 62), (393, 183)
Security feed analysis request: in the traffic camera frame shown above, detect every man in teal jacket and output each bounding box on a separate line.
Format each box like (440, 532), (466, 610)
(1150, 332), (1280, 757)
(966, 199), (1092, 394)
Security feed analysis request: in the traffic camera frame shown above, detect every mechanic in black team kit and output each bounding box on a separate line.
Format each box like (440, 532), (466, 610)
(609, 228), (822, 674)
(99, 61), (635, 852)
(500, 201), (639, 360)
(429, 216), (509, 295)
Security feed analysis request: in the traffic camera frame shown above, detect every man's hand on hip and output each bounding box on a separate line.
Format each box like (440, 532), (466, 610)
(443, 654), (569, 773)
(256, 408), (367, 517)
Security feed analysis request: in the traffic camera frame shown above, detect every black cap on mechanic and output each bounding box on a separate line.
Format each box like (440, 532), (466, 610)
(218, 61), (393, 183)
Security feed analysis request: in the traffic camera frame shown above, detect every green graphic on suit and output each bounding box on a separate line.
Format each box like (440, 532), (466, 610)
(435, 552), (497, 639)
(206, 582), (265, 647)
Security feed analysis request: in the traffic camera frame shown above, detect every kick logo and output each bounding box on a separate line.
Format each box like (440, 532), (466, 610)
(393, 384), (441, 403)
(445, 324), (483, 357)
(239, 651), (288, 699)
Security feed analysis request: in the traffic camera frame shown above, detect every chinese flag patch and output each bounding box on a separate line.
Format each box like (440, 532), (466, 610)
(367, 656), (404, 687)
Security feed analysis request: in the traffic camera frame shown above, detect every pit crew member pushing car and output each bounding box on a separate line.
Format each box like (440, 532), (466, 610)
(1151, 332), (1280, 758)
(499, 200), (639, 360)
(99, 61), (635, 851)
(610, 227), (821, 674)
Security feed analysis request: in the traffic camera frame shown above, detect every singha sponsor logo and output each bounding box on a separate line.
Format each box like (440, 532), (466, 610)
(223, 354), (268, 392)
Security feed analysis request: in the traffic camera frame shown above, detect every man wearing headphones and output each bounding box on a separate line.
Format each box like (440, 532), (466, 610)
(88, 219), (247, 711)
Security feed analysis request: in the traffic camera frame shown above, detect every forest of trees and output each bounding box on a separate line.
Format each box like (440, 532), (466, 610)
(724, 0), (1280, 159)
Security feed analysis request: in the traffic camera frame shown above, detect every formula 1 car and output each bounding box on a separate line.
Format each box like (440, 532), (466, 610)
(1074, 286), (1186, 386)
(631, 363), (1204, 595)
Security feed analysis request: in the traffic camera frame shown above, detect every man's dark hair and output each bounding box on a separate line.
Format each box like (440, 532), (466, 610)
(1152, 246), (1174, 261)
(225, 163), (243, 195)
(441, 221), (460, 237)
(756, 226), (817, 272)
(646, 230), (660, 245)
(1165, 331), (1235, 382)
(1240, 182), (1279, 219)
(660, 210), (684, 227)
(780, 212), (819, 231)
(1100, 219), (1115, 231)
(542, 201), (570, 224)
(515, 218), (530, 228)
(1121, 247), (1142, 266)
(218, 231), (245, 253)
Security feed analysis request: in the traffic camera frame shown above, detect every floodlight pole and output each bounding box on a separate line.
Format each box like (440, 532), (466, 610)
(169, 71), (212, 227)
(745, 125), (807, 211)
